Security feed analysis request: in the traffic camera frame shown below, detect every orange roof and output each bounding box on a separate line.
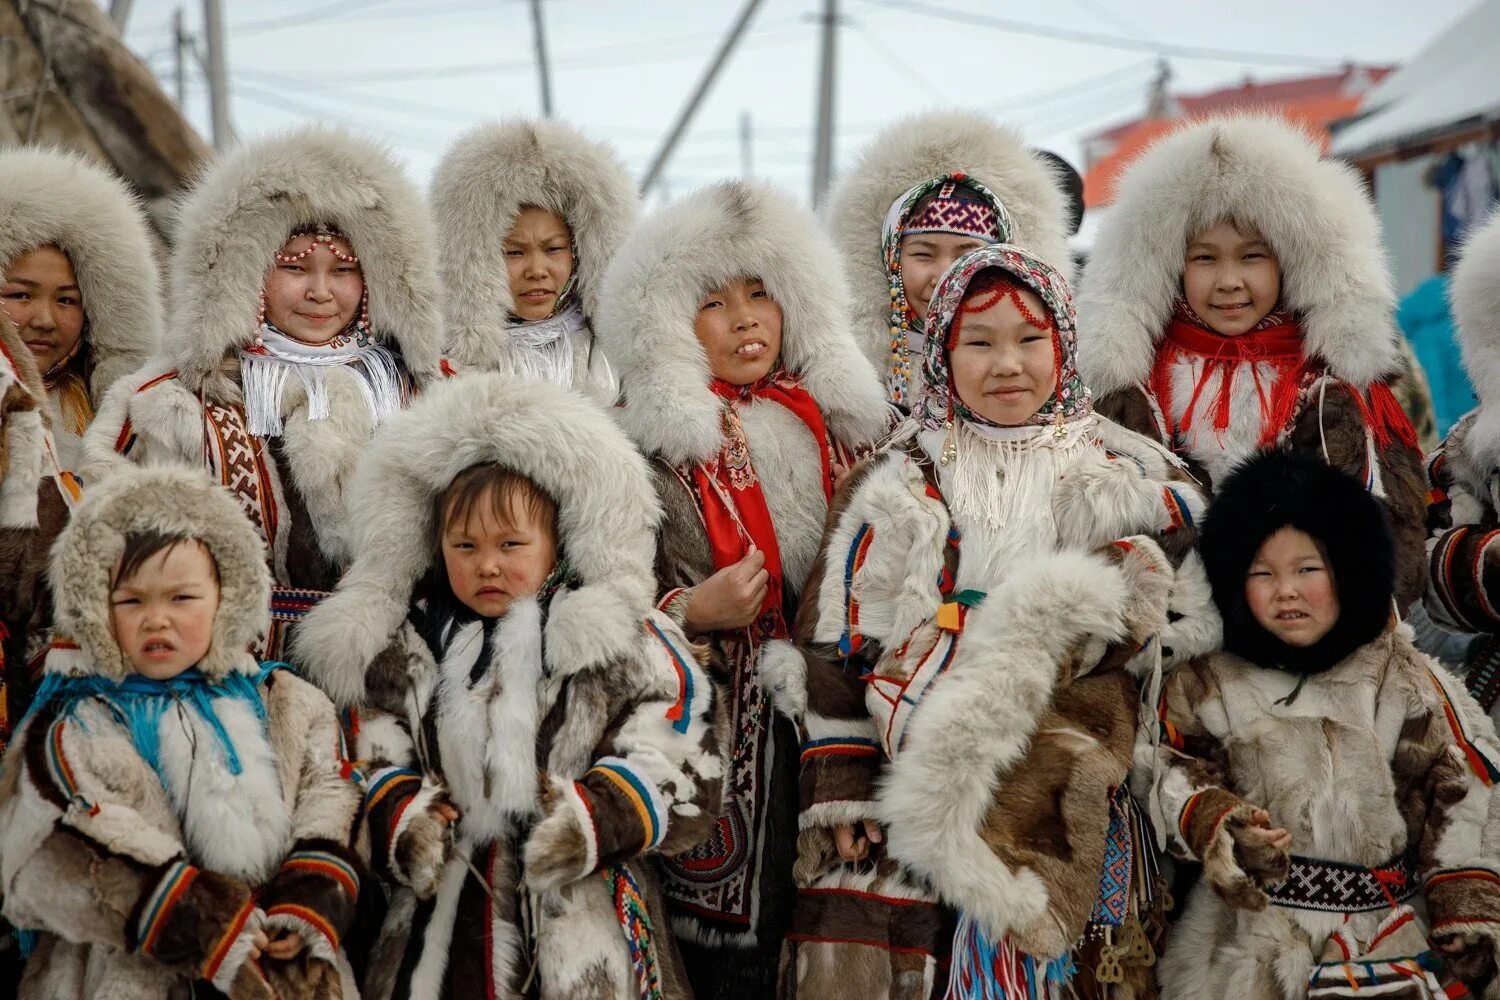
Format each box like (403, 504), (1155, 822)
(1083, 92), (1368, 208)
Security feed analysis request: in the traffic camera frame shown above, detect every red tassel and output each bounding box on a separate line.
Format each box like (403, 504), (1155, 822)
(1367, 382), (1419, 451)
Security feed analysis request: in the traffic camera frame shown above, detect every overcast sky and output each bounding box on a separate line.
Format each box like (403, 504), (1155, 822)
(115, 0), (1479, 204)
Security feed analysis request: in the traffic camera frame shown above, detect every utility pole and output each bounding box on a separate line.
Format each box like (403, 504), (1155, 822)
(739, 110), (753, 178)
(529, 0), (554, 117)
(201, 0), (231, 149)
(641, 0), (767, 195)
(811, 0), (838, 207)
(110, 0), (137, 32)
(172, 7), (187, 109)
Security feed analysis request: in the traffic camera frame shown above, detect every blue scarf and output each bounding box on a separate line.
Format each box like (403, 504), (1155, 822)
(24, 662), (285, 779)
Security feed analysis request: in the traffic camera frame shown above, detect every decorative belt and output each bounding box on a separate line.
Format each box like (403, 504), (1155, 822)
(1266, 851), (1419, 913)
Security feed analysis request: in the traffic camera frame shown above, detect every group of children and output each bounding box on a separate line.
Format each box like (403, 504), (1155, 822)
(0, 109), (1497, 1000)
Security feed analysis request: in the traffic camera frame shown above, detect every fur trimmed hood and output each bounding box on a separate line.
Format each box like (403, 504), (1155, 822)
(1451, 208), (1500, 471)
(47, 466), (271, 681)
(431, 119), (638, 369)
(823, 112), (1074, 378)
(0, 148), (160, 399)
(292, 372), (663, 708)
(1200, 450), (1394, 675)
(1077, 115), (1400, 397)
(594, 179), (888, 467)
(166, 125), (444, 386)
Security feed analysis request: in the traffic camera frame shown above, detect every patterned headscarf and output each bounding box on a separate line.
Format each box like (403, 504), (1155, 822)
(914, 243), (1091, 435)
(881, 174), (1012, 406)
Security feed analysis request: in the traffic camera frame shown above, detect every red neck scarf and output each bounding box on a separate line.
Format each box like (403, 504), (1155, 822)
(1148, 301), (1417, 451)
(693, 372), (834, 639)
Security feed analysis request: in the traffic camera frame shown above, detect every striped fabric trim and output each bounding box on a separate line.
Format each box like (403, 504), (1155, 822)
(1427, 670), (1500, 786)
(365, 766), (422, 811)
(1426, 868), (1500, 892)
(282, 850), (359, 898)
(799, 736), (880, 763)
(646, 618), (695, 734)
(200, 900), (255, 982)
(45, 719), (96, 814)
(137, 861), (199, 955)
(1162, 486), (1194, 532)
(264, 902), (339, 950)
(589, 756), (668, 852)
(568, 780), (601, 876)
(839, 523), (875, 658)
(270, 587), (331, 623)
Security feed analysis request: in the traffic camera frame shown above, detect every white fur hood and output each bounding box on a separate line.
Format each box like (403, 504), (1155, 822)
(1077, 115), (1401, 396)
(431, 119), (638, 369)
(593, 179), (888, 467)
(822, 111), (1074, 378)
(48, 466), (271, 681)
(164, 125), (444, 386)
(292, 373), (663, 707)
(1452, 208), (1500, 471)
(0, 148), (160, 399)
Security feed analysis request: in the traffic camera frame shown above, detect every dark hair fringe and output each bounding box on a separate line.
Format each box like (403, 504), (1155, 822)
(112, 532), (219, 589)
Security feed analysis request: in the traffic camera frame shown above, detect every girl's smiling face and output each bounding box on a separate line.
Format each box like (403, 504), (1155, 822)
(262, 232), (364, 345)
(3, 245), (86, 373)
(1183, 221), (1282, 336)
(948, 280), (1058, 426)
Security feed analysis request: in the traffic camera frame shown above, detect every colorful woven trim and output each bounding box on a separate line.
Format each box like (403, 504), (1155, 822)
(270, 587), (330, 623)
(45, 718), (96, 814)
(1427, 669), (1500, 786)
(281, 850), (359, 898)
(605, 865), (664, 1000)
(365, 766), (422, 812)
(1161, 486), (1194, 533)
(905, 182), (1003, 241)
(590, 757), (667, 852)
(645, 618), (695, 734)
(947, 909), (1074, 1000)
(1265, 852), (1419, 914)
(839, 523), (875, 659)
(137, 861), (199, 955)
(264, 902), (339, 951)
(200, 900), (255, 982)
(799, 736), (880, 763)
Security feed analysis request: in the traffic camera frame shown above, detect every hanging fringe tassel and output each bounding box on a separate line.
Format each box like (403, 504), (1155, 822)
(1365, 381), (1420, 450)
(605, 865), (664, 1000)
(944, 912), (1074, 1000)
(944, 417), (1098, 533)
(241, 344), (406, 438)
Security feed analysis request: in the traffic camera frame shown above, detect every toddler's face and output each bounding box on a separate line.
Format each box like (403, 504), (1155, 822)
(1244, 526), (1339, 648)
(693, 276), (783, 386)
(442, 488), (559, 619)
(1183, 221), (1282, 336)
(109, 542), (221, 679)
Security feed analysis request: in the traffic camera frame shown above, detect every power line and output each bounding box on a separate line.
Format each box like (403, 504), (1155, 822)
(234, 0), (400, 37)
(859, 0), (1344, 68)
(851, 20), (949, 104)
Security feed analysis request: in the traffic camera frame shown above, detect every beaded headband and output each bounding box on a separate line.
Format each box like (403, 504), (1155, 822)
(257, 223), (369, 346)
(904, 182), (1003, 242)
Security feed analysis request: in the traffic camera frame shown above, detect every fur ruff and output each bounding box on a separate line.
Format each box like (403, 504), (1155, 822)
(293, 373), (661, 708)
(822, 111), (1074, 376)
(431, 119), (638, 368)
(1078, 115), (1401, 396)
(594, 179), (888, 466)
(1452, 208), (1500, 472)
(0, 148), (160, 400)
(165, 125), (443, 386)
(46, 466), (271, 681)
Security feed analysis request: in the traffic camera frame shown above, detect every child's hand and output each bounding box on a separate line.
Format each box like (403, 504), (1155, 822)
(833, 821), (883, 863)
(263, 931), (305, 961)
(685, 549), (768, 635)
(1229, 808), (1292, 884)
(248, 928), (269, 961)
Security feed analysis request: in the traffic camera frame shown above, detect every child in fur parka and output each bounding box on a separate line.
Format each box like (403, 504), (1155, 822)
(593, 180), (890, 999)
(0, 149), (162, 752)
(0, 466), (364, 1000)
(785, 243), (1218, 1000)
(1424, 209), (1500, 723)
(1077, 115), (1428, 612)
(430, 119), (636, 401)
(82, 125), (445, 660)
(291, 373), (724, 999)
(822, 111), (1073, 413)
(1155, 449), (1500, 999)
